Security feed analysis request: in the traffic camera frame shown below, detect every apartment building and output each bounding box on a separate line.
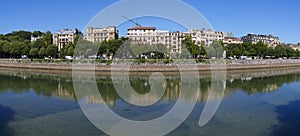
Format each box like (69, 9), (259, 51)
(241, 33), (280, 48)
(126, 26), (192, 53)
(223, 37), (243, 46)
(189, 29), (225, 46)
(85, 26), (119, 42)
(282, 43), (300, 51)
(53, 29), (82, 51)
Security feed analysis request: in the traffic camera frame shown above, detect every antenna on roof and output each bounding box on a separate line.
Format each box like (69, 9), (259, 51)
(122, 15), (142, 27)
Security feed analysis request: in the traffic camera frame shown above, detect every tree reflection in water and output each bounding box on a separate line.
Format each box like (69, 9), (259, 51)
(1, 69), (300, 107)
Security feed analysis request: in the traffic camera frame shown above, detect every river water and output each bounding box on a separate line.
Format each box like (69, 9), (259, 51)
(1, 68), (300, 136)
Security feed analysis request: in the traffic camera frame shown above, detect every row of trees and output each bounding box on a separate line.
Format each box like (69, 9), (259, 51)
(226, 42), (299, 58)
(1, 31), (299, 60)
(0, 30), (132, 59)
(66, 37), (128, 59)
(182, 36), (300, 59)
(0, 31), (58, 58)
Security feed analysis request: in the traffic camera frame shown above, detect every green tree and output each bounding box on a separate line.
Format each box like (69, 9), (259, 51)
(46, 45), (58, 58)
(275, 44), (287, 58)
(286, 46), (295, 58)
(1, 41), (10, 57)
(38, 47), (46, 57)
(5, 31), (32, 42)
(266, 47), (276, 57)
(0, 34), (4, 40)
(32, 31), (43, 37)
(67, 45), (75, 56)
(29, 48), (39, 58)
(232, 48), (242, 57)
(19, 42), (30, 56)
(182, 36), (198, 58)
(254, 41), (268, 58)
(207, 41), (224, 58)
(42, 31), (52, 45)
(10, 41), (23, 58)
(199, 45), (207, 58)
(85, 49), (94, 56)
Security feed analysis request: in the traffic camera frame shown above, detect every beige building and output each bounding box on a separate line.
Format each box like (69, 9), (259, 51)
(189, 29), (225, 46)
(126, 27), (233, 53)
(53, 29), (82, 51)
(285, 43), (300, 51)
(223, 37), (243, 46)
(126, 26), (192, 53)
(85, 26), (119, 42)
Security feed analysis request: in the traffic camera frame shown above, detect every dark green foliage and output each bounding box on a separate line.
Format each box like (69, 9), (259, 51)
(226, 42), (300, 59)
(0, 30), (57, 58)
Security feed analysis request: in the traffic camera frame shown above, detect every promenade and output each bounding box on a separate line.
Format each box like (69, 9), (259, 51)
(0, 59), (300, 72)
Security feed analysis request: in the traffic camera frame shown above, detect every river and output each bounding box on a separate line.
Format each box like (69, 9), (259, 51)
(1, 68), (300, 136)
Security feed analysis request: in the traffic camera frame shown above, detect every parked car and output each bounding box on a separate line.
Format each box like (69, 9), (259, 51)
(65, 56), (73, 60)
(21, 55), (28, 59)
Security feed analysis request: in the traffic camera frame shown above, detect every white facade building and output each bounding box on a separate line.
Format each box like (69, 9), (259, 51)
(126, 27), (232, 53)
(223, 37), (243, 46)
(53, 29), (82, 51)
(189, 29), (225, 46)
(85, 26), (119, 42)
(31, 35), (42, 42)
(126, 26), (192, 53)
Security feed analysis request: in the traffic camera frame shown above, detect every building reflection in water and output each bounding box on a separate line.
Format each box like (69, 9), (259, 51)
(53, 82), (76, 100)
(0, 75), (283, 106)
(83, 78), (226, 106)
(1, 69), (300, 107)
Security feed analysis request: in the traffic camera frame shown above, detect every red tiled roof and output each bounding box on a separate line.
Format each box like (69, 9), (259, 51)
(128, 26), (156, 30)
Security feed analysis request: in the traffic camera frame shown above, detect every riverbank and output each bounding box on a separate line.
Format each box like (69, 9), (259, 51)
(1, 59), (300, 72)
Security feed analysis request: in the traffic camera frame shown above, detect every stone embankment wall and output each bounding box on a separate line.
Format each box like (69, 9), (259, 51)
(0, 59), (300, 72)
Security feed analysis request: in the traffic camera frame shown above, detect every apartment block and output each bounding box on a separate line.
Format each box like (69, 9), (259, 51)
(126, 26), (192, 53)
(241, 33), (280, 48)
(85, 26), (119, 42)
(189, 29), (225, 46)
(53, 29), (82, 51)
(223, 37), (243, 46)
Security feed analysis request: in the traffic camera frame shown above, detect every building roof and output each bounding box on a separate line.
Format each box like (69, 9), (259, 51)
(55, 29), (80, 35)
(224, 37), (241, 41)
(128, 26), (156, 30)
(244, 33), (279, 39)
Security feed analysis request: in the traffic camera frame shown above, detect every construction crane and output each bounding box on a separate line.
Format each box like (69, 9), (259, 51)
(122, 16), (142, 27)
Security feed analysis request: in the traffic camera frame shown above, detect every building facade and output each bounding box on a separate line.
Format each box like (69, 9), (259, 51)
(126, 26), (192, 53)
(31, 35), (42, 42)
(53, 29), (82, 51)
(189, 29), (225, 46)
(126, 27), (233, 53)
(241, 33), (280, 48)
(85, 26), (119, 42)
(282, 43), (300, 51)
(223, 37), (243, 46)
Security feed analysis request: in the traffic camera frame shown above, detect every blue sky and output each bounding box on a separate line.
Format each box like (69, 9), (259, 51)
(1, 0), (299, 43)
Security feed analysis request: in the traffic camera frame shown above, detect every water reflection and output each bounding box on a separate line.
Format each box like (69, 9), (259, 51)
(1, 68), (300, 135)
(1, 69), (300, 106)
